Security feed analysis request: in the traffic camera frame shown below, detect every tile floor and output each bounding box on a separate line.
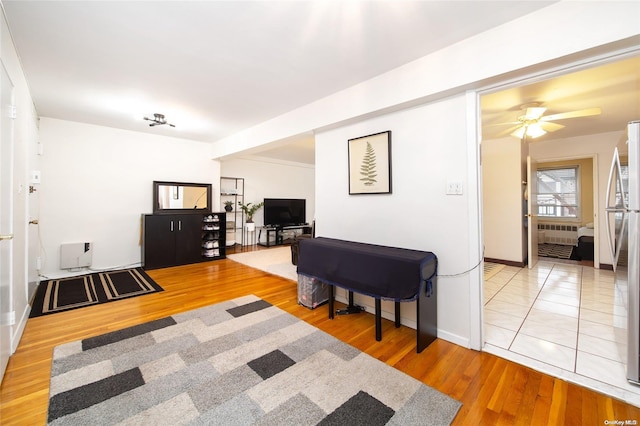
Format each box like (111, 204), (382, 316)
(483, 259), (640, 407)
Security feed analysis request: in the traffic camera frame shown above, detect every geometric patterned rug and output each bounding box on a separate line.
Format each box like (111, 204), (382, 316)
(47, 295), (461, 425)
(30, 267), (163, 317)
(537, 243), (574, 259)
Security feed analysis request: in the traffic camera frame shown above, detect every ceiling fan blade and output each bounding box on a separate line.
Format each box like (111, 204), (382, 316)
(496, 125), (522, 137)
(524, 107), (546, 120)
(540, 107), (601, 121)
(484, 121), (521, 128)
(539, 122), (565, 132)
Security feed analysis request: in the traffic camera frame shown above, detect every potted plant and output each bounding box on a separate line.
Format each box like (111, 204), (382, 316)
(224, 201), (234, 212)
(238, 201), (264, 231)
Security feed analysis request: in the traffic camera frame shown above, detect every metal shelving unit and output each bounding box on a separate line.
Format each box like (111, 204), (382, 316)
(220, 177), (244, 246)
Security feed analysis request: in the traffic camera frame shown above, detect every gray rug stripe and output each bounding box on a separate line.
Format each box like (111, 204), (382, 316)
(48, 295), (461, 425)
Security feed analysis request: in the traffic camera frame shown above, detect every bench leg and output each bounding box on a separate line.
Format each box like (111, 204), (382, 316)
(395, 301), (400, 327)
(416, 280), (438, 353)
(375, 298), (381, 341)
(329, 285), (334, 319)
(336, 291), (365, 315)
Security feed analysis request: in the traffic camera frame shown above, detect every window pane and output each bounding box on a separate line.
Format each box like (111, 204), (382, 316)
(536, 167), (579, 218)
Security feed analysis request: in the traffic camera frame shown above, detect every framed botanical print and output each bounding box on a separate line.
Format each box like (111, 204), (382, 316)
(348, 131), (392, 194)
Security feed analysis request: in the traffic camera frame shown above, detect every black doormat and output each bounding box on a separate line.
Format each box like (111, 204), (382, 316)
(30, 268), (163, 318)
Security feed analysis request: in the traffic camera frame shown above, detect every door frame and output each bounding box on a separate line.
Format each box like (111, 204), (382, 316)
(0, 60), (15, 382)
(473, 49), (635, 350)
(527, 155), (539, 269)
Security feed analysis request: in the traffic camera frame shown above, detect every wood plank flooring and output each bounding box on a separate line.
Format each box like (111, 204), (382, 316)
(2, 256), (640, 425)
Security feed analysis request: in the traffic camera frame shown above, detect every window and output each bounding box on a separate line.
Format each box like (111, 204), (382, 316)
(536, 167), (579, 219)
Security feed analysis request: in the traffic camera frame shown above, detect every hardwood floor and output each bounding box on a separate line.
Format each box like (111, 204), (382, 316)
(2, 256), (640, 425)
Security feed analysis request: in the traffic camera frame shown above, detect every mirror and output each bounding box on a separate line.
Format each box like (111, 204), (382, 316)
(153, 181), (212, 214)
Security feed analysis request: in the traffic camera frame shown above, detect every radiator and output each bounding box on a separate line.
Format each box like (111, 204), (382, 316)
(537, 223), (578, 245)
(60, 242), (93, 269)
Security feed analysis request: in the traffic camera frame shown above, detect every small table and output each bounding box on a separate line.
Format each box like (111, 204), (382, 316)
(297, 237), (437, 353)
(258, 225), (311, 247)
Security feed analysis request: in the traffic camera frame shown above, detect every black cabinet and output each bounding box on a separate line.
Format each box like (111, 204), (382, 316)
(142, 212), (225, 270)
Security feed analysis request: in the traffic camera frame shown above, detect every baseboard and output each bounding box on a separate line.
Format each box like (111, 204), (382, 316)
(39, 263), (143, 280)
(436, 330), (470, 349)
(484, 257), (526, 268)
(334, 294), (470, 349)
(12, 305), (30, 354)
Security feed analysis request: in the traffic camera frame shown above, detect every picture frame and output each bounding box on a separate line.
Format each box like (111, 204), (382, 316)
(348, 131), (392, 195)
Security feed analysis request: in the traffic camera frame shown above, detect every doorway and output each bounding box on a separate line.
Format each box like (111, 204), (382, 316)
(478, 54), (640, 400)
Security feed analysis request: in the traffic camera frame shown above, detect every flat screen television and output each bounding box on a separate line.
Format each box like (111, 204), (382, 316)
(263, 198), (306, 227)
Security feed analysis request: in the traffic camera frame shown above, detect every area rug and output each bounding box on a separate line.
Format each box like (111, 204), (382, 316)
(228, 246), (297, 281)
(30, 267), (163, 317)
(47, 295), (461, 425)
(537, 243), (574, 259)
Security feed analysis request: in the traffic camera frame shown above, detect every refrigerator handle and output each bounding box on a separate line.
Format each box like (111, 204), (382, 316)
(606, 147), (620, 208)
(605, 148), (620, 263)
(605, 209), (616, 266)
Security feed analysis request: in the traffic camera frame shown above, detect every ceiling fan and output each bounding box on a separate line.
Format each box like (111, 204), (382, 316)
(494, 102), (601, 140)
(144, 113), (176, 128)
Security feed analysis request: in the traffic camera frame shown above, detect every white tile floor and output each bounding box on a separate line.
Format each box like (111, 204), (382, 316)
(483, 259), (640, 407)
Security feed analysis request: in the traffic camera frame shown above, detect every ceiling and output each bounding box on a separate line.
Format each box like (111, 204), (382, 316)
(2, 1), (557, 165)
(481, 55), (640, 143)
(4, 2), (636, 165)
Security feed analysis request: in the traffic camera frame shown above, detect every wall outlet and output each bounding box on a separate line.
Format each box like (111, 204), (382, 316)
(1, 311), (16, 326)
(446, 180), (463, 195)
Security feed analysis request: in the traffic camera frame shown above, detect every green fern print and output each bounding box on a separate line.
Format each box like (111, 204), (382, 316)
(359, 141), (378, 186)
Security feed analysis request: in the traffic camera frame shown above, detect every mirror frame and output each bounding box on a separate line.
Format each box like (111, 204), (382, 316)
(152, 181), (213, 214)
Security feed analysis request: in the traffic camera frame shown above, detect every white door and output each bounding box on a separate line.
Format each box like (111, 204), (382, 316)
(527, 155), (539, 269)
(0, 62), (15, 381)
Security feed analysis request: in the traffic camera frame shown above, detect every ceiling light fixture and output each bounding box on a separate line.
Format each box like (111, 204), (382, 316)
(512, 122), (546, 139)
(144, 113), (176, 128)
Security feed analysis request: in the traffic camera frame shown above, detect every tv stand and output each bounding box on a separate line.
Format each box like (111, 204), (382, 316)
(259, 224), (311, 247)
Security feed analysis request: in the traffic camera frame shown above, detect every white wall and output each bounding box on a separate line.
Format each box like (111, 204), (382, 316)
(38, 118), (220, 277)
(315, 96), (476, 347)
(529, 130), (623, 267)
(220, 157), (315, 243)
(482, 138), (526, 264)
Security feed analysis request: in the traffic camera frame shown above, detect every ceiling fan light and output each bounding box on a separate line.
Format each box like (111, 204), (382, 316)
(511, 127), (526, 139)
(511, 123), (547, 139)
(526, 123), (546, 138)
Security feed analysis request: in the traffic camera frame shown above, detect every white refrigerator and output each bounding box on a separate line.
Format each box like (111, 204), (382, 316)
(606, 120), (640, 384)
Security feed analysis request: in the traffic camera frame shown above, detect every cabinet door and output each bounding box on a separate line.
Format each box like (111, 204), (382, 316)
(143, 215), (177, 269)
(175, 214), (204, 264)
